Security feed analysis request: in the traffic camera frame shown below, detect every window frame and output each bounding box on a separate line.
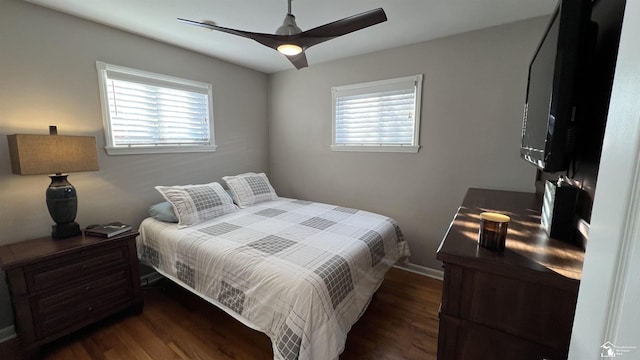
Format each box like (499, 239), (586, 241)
(96, 61), (216, 155)
(331, 74), (423, 153)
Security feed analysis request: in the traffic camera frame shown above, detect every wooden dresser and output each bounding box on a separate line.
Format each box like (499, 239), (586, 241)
(0, 232), (143, 358)
(436, 188), (584, 360)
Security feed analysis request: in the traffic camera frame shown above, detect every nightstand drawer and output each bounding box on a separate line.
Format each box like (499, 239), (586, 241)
(34, 275), (132, 339)
(33, 269), (130, 315)
(25, 245), (128, 292)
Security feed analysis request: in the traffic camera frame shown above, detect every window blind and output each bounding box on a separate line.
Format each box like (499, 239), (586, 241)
(96, 61), (215, 155)
(106, 79), (210, 146)
(332, 75), (422, 151)
(335, 88), (416, 145)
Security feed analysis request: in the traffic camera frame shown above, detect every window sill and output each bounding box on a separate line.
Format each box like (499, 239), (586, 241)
(330, 145), (420, 153)
(105, 145), (218, 155)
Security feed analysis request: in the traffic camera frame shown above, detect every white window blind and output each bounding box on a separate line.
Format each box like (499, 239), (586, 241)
(332, 75), (422, 153)
(96, 62), (216, 155)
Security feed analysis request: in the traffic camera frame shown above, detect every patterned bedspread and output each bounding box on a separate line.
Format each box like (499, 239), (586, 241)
(137, 198), (410, 360)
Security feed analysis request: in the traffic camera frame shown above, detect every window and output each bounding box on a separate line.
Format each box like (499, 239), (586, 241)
(96, 61), (215, 155)
(331, 74), (422, 153)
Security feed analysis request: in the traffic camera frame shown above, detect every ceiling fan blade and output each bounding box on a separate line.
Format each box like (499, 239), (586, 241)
(297, 8), (387, 48)
(179, 8), (386, 71)
(177, 18), (284, 50)
(286, 51), (309, 70)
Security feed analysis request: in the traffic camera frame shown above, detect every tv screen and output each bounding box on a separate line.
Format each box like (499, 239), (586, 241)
(521, 0), (592, 172)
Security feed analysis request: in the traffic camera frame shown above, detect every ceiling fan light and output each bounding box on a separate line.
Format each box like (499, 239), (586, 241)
(277, 44), (302, 56)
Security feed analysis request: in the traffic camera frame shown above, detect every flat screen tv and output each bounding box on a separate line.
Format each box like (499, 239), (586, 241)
(521, 0), (592, 172)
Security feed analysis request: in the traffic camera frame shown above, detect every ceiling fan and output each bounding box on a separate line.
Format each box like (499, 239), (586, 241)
(177, 0), (387, 70)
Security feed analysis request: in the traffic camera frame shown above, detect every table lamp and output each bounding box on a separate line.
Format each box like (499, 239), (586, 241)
(7, 126), (99, 239)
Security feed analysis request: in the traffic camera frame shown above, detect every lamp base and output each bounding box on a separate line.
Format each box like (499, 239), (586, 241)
(52, 222), (81, 239)
(46, 174), (81, 240)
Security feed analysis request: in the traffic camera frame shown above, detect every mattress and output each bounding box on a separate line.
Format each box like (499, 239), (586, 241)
(137, 198), (410, 360)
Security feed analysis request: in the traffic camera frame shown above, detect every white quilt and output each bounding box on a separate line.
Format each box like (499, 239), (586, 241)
(137, 198), (410, 360)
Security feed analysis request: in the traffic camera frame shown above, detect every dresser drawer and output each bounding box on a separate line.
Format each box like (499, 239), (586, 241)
(458, 269), (577, 350)
(440, 315), (566, 360)
(33, 275), (132, 339)
(25, 245), (128, 292)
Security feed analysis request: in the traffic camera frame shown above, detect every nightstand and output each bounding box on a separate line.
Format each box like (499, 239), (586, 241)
(0, 231), (143, 358)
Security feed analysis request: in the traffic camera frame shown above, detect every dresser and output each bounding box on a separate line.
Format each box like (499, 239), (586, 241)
(0, 232), (143, 358)
(436, 188), (584, 360)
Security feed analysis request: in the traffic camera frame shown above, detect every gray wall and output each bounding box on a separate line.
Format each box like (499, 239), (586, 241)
(0, 0), (268, 329)
(268, 17), (548, 270)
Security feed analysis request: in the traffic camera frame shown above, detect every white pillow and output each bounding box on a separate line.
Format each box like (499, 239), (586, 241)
(222, 173), (278, 208)
(155, 182), (238, 228)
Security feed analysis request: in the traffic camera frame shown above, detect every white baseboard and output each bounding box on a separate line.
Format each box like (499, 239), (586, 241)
(0, 325), (16, 343)
(394, 262), (444, 280)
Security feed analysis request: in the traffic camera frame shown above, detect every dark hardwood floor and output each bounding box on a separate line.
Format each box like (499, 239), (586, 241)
(35, 267), (442, 359)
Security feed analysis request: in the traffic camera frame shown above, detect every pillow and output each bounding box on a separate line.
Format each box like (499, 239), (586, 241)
(148, 202), (179, 223)
(222, 172), (278, 208)
(155, 182), (238, 228)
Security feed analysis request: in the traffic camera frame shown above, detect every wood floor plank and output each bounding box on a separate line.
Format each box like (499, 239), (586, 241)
(116, 319), (179, 360)
(38, 267), (442, 360)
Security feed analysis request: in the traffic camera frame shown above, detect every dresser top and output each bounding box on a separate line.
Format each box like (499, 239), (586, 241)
(437, 188), (584, 288)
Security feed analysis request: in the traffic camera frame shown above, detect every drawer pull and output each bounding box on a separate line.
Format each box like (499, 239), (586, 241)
(85, 286), (92, 291)
(87, 306), (93, 312)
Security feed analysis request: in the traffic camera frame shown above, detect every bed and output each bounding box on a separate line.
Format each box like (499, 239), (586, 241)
(136, 175), (410, 360)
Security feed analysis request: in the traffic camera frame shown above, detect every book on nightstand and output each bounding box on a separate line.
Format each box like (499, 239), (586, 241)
(84, 222), (132, 238)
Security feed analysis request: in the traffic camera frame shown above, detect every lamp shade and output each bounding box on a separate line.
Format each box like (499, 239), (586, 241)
(7, 134), (99, 175)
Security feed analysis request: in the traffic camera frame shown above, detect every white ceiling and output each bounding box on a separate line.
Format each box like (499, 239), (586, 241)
(24, 0), (557, 74)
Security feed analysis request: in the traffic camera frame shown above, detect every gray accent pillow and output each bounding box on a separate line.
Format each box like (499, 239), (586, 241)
(148, 202), (179, 223)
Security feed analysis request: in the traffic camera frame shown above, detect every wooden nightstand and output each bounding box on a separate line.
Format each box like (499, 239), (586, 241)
(0, 231), (143, 358)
